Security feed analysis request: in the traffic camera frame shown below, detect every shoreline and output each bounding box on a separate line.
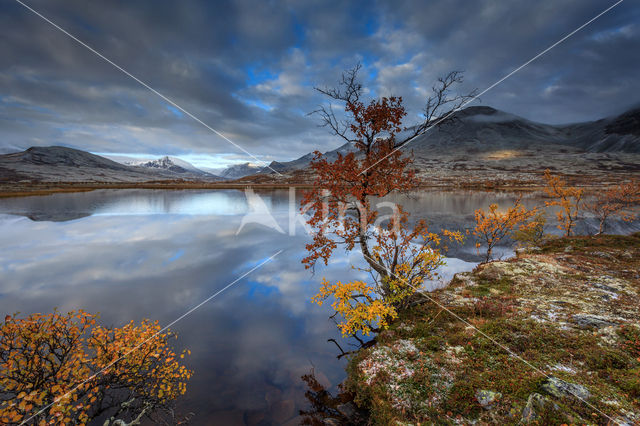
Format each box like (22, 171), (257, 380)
(0, 182), (314, 198)
(336, 233), (640, 424)
(0, 179), (595, 199)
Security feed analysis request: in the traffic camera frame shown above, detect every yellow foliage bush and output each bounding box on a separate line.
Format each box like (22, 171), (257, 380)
(543, 170), (584, 236)
(0, 310), (192, 425)
(473, 198), (537, 262)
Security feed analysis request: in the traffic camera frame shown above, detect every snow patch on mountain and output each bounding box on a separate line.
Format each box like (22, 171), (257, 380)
(219, 162), (263, 179)
(128, 156), (211, 175)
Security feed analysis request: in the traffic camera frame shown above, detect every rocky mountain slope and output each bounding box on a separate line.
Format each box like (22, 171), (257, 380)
(270, 106), (640, 172)
(340, 234), (640, 425)
(0, 147), (221, 183)
(246, 106), (640, 187)
(218, 162), (263, 179)
(2, 105), (639, 186)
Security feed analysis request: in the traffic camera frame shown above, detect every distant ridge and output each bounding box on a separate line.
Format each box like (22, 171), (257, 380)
(0, 146), (221, 183)
(259, 105), (640, 174)
(219, 162), (263, 179)
(1, 105), (639, 184)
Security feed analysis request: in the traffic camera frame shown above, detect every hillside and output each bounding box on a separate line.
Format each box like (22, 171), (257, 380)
(272, 106), (640, 172)
(331, 234), (640, 425)
(244, 106), (640, 187)
(219, 162), (263, 179)
(0, 146), (221, 183)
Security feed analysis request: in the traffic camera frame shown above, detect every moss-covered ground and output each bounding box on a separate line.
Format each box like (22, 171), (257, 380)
(345, 233), (640, 425)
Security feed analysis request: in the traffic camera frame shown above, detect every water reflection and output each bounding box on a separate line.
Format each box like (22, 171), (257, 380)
(299, 369), (368, 425)
(0, 211), (351, 425)
(0, 189), (637, 424)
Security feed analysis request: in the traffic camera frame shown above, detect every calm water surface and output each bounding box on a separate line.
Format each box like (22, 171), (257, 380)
(0, 189), (636, 425)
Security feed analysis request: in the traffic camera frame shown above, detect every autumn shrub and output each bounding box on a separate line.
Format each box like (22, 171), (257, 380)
(471, 296), (516, 318)
(543, 169), (584, 236)
(585, 180), (640, 235)
(472, 197), (537, 262)
(0, 310), (192, 425)
(511, 210), (546, 247)
(312, 219), (463, 336)
(618, 325), (640, 360)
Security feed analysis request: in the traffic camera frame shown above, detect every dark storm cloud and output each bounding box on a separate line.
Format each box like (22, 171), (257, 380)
(0, 0), (638, 163)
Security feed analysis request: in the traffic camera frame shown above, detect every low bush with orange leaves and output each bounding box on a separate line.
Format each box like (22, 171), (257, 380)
(585, 180), (640, 235)
(543, 170), (584, 236)
(312, 214), (464, 336)
(0, 310), (192, 425)
(473, 197), (538, 263)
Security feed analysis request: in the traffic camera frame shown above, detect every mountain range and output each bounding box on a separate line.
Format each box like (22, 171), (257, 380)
(1, 105), (639, 185)
(259, 105), (640, 175)
(0, 147), (221, 183)
(125, 156), (215, 177)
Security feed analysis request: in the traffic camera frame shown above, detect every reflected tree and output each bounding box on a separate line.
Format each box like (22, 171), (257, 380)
(299, 369), (367, 425)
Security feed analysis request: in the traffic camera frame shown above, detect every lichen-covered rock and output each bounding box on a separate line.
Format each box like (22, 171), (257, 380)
(521, 392), (558, 423)
(571, 313), (618, 329)
(475, 389), (502, 409)
(540, 377), (591, 400)
(358, 340), (418, 386)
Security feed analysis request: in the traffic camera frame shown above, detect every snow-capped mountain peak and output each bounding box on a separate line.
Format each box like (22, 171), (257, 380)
(219, 162), (263, 179)
(130, 156), (210, 175)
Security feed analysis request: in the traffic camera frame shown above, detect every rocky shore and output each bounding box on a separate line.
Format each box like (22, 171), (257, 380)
(339, 234), (640, 425)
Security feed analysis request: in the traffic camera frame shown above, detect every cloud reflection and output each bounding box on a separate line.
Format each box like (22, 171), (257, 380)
(1, 189), (638, 423)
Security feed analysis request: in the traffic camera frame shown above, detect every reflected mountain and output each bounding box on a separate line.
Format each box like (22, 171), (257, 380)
(0, 189), (638, 424)
(25, 211), (93, 222)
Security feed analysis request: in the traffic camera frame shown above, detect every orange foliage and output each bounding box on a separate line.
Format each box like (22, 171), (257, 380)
(304, 70), (464, 336)
(585, 180), (640, 234)
(0, 311), (191, 425)
(473, 197), (538, 262)
(311, 210), (463, 335)
(543, 170), (584, 236)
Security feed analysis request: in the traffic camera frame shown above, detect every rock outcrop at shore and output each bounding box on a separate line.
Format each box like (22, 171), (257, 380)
(345, 234), (640, 425)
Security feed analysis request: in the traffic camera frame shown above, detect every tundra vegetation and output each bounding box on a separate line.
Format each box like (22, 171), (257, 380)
(302, 64), (640, 424)
(0, 310), (191, 425)
(303, 173), (640, 424)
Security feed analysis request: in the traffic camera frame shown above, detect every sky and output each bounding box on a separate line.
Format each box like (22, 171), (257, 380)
(0, 0), (639, 169)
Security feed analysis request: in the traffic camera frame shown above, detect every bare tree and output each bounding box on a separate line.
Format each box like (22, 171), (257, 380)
(309, 63), (478, 149)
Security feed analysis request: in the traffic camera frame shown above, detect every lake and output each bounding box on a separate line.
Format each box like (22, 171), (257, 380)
(0, 189), (637, 425)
